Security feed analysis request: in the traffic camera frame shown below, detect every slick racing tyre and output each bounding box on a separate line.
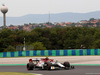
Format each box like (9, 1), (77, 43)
(63, 62), (70, 69)
(43, 62), (52, 70)
(27, 62), (34, 70)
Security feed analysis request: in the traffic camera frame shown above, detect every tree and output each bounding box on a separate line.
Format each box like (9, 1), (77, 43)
(89, 18), (95, 21)
(0, 28), (12, 38)
(30, 42), (46, 50)
(93, 40), (100, 48)
(96, 22), (100, 27)
(4, 45), (16, 52)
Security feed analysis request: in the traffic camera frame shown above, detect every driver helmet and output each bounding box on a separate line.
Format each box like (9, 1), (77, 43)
(45, 57), (49, 60)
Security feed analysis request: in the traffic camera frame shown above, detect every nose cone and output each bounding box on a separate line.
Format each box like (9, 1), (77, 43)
(1, 5), (8, 14)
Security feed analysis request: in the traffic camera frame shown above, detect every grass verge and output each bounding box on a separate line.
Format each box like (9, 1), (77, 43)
(0, 72), (36, 75)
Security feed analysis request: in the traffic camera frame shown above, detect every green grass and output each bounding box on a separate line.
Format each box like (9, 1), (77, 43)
(0, 72), (36, 75)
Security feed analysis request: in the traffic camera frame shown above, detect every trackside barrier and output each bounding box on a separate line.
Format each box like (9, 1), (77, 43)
(0, 49), (100, 57)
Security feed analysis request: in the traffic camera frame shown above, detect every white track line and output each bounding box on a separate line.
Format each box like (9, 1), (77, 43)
(85, 73), (100, 75)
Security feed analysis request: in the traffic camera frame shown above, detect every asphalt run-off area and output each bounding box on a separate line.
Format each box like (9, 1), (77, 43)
(0, 56), (100, 75)
(0, 65), (100, 75)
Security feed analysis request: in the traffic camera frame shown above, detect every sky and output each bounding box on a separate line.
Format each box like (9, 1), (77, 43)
(0, 0), (100, 17)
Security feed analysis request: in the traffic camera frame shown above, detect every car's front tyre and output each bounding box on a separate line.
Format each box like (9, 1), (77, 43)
(63, 62), (70, 69)
(27, 62), (34, 70)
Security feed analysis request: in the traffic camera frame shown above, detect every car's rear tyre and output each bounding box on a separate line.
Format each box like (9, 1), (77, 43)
(43, 62), (52, 70)
(27, 62), (34, 70)
(63, 62), (70, 69)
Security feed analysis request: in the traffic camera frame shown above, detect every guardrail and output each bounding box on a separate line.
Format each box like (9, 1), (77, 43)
(0, 49), (100, 57)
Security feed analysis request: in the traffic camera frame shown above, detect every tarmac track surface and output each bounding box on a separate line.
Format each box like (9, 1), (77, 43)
(0, 66), (100, 75)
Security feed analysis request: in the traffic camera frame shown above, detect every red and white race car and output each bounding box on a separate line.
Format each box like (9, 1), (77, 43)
(27, 57), (74, 70)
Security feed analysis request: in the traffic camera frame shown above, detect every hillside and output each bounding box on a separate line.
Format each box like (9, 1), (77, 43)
(0, 11), (100, 25)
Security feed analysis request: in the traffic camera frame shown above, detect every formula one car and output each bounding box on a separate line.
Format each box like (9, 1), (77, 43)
(27, 57), (74, 70)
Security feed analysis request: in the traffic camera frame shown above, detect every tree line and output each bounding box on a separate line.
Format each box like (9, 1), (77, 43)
(0, 27), (100, 52)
